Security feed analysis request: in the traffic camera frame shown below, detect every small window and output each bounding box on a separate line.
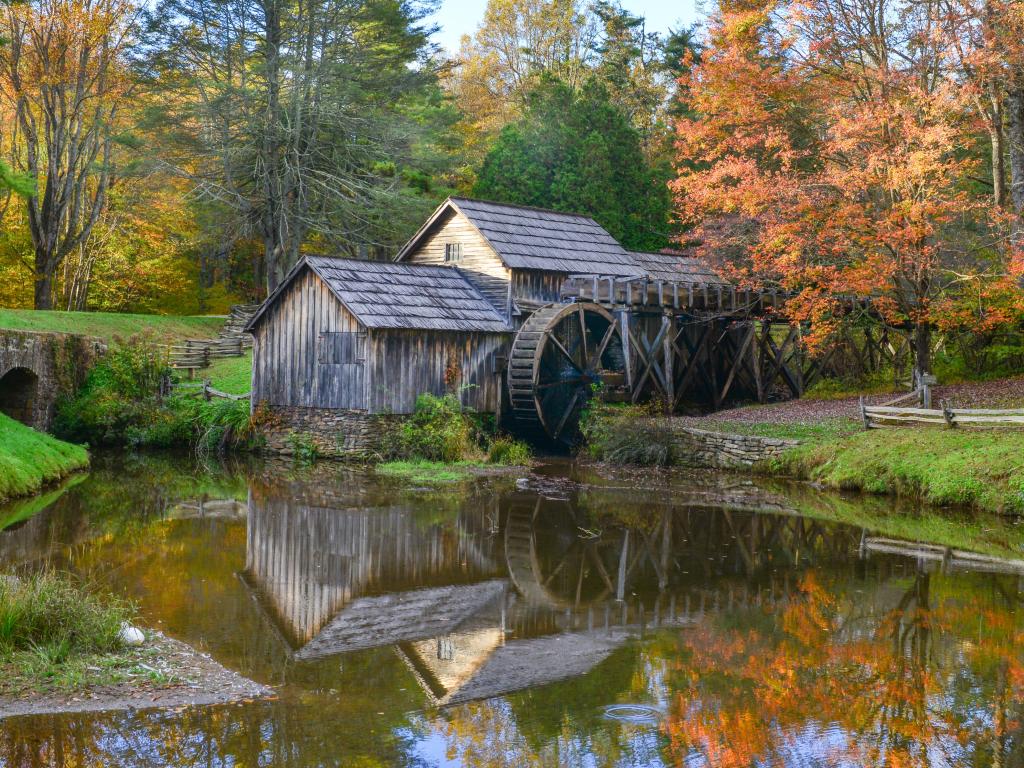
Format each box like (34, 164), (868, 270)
(444, 242), (463, 263)
(319, 332), (365, 364)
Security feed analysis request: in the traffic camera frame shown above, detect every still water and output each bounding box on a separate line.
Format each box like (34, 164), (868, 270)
(1, 452), (1023, 767)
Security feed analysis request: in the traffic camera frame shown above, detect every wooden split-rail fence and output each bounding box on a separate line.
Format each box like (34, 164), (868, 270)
(169, 304), (259, 378)
(860, 386), (1024, 429)
(171, 379), (250, 401)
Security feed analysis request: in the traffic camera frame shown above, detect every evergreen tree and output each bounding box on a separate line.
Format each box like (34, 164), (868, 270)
(473, 79), (670, 251)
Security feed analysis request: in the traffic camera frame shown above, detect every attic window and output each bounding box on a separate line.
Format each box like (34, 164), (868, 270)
(444, 242), (463, 263)
(319, 332), (365, 364)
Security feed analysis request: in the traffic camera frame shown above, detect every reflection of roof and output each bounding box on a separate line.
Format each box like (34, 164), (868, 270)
(397, 197), (643, 277)
(400, 629), (629, 706)
(294, 580), (508, 660)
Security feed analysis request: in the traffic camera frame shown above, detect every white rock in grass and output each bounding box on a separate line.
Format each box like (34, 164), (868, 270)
(119, 623), (146, 647)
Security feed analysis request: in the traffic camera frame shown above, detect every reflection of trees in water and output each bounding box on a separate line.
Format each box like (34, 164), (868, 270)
(661, 568), (1024, 768)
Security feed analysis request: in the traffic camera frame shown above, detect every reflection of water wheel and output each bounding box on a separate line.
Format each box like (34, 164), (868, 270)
(507, 303), (626, 442)
(504, 499), (620, 610)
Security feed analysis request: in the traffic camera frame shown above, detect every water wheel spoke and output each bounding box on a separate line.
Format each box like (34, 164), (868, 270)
(577, 305), (589, 369)
(594, 320), (618, 365)
(547, 334), (584, 374)
(552, 388), (583, 440)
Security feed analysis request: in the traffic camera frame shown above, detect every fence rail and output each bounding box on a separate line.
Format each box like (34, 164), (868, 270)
(861, 395), (1024, 429)
(172, 379), (251, 401)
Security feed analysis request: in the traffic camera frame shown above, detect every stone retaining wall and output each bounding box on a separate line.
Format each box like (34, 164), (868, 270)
(667, 424), (801, 469)
(0, 330), (105, 430)
(257, 405), (399, 459)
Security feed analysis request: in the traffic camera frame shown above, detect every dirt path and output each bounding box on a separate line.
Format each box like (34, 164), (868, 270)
(0, 632), (272, 719)
(678, 375), (1024, 426)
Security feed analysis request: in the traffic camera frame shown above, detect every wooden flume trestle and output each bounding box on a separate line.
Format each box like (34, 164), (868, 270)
(508, 274), (910, 442)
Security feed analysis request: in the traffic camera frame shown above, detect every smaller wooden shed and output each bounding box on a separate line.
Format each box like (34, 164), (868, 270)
(245, 256), (511, 455)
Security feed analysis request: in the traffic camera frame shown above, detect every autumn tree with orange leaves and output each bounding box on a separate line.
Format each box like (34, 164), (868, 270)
(673, 0), (1024, 375)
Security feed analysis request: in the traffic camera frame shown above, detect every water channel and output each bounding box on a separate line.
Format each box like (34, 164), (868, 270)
(1, 452), (1022, 767)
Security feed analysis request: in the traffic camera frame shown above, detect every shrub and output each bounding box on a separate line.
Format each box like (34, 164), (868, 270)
(385, 393), (476, 463)
(0, 573), (134, 658)
(55, 338), (256, 452)
(579, 402), (674, 466)
(54, 338), (171, 445)
(487, 436), (532, 465)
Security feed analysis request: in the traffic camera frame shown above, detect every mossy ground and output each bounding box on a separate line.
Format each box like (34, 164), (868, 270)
(376, 459), (490, 484)
(0, 309), (223, 344)
(0, 414), (89, 504)
(766, 427), (1024, 514)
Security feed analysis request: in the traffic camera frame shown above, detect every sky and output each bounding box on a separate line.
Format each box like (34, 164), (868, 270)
(429, 0), (703, 53)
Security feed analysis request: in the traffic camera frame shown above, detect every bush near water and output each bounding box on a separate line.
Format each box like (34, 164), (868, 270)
(55, 338), (255, 452)
(382, 393), (531, 467)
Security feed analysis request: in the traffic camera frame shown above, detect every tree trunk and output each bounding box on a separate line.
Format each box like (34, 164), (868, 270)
(34, 258), (53, 310)
(990, 84), (1007, 208)
(1008, 81), (1024, 232)
(913, 321), (932, 377)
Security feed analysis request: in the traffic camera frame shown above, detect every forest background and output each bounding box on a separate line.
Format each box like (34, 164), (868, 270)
(1, 0), (1022, 370)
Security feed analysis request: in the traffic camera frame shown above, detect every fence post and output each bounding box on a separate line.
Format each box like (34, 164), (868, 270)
(859, 395), (870, 430)
(203, 379), (212, 402)
(940, 399), (955, 428)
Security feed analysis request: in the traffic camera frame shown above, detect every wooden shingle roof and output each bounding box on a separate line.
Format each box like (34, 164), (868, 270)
(247, 256), (511, 334)
(628, 250), (728, 285)
(397, 197), (644, 277)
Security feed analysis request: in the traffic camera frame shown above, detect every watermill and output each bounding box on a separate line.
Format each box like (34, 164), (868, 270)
(507, 302), (627, 442)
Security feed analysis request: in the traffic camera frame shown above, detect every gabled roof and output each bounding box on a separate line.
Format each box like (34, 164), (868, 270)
(396, 197), (644, 277)
(628, 250), (729, 285)
(246, 256), (511, 334)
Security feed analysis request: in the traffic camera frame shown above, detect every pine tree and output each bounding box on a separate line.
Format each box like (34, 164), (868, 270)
(473, 79), (670, 251)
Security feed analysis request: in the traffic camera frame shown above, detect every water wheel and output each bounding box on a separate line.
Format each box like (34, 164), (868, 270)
(507, 302), (626, 442)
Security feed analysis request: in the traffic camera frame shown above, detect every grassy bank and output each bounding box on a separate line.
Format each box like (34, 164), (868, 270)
(0, 573), (155, 696)
(0, 414), (89, 505)
(0, 309), (223, 344)
(768, 428), (1024, 514)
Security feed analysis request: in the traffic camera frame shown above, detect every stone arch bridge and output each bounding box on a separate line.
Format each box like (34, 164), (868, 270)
(0, 330), (104, 431)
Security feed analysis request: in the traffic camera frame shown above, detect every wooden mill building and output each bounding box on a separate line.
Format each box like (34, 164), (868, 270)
(247, 197), (807, 456)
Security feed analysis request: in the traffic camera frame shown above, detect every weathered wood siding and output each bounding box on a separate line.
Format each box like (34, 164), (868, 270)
(251, 268), (368, 410)
(406, 210), (511, 317)
(512, 270), (566, 305)
(366, 329), (509, 414)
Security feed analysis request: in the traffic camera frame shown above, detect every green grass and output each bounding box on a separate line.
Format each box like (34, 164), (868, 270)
(0, 309), (223, 345)
(0, 413), (89, 504)
(0, 572), (150, 696)
(376, 459), (489, 484)
(692, 418), (860, 442)
(202, 352), (252, 394)
(768, 427), (1024, 514)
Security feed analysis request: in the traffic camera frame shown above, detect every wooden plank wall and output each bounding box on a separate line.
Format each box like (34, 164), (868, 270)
(511, 270), (566, 306)
(366, 329), (509, 414)
(405, 210), (511, 317)
(252, 268), (367, 410)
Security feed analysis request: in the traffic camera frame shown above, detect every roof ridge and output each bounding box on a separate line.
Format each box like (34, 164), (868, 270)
(450, 196), (601, 224)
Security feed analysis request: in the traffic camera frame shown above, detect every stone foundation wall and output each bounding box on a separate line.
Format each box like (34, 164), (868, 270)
(257, 405), (400, 459)
(667, 425), (800, 469)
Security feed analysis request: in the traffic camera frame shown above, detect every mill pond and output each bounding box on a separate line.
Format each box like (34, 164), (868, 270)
(1, 452), (1024, 767)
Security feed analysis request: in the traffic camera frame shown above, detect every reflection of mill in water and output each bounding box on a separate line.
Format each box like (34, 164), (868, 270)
(238, 482), (904, 706)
